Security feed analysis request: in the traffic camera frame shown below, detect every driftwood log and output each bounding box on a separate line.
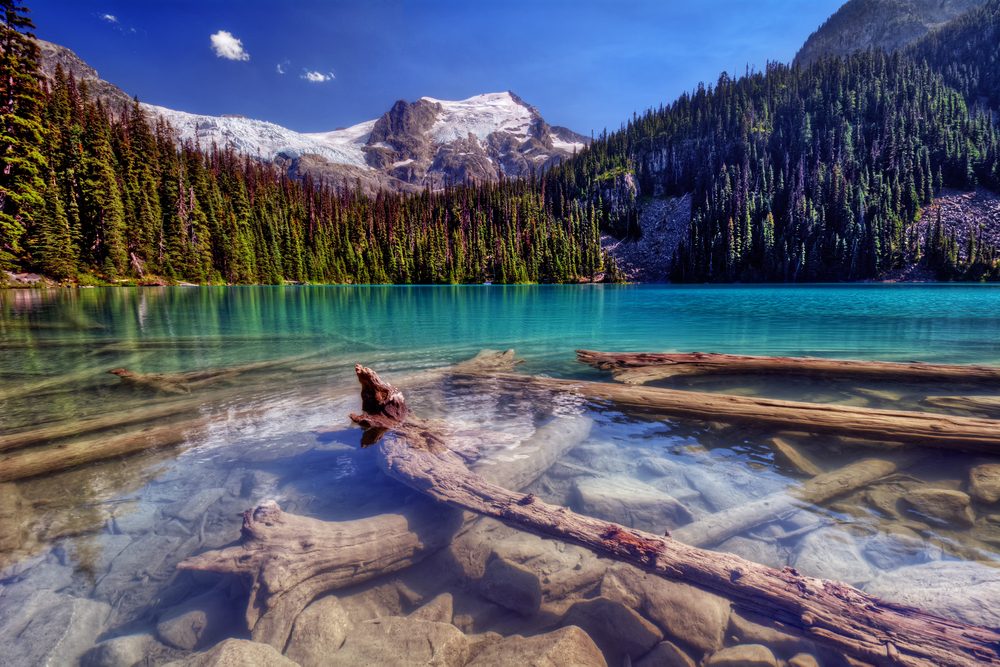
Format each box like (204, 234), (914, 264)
(0, 350), (522, 484)
(461, 372), (1000, 453)
(672, 455), (916, 548)
(354, 365), (1000, 667)
(179, 393), (591, 650)
(578, 350), (1000, 385)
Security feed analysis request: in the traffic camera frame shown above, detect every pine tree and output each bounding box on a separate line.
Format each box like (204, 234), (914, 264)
(0, 0), (46, 270)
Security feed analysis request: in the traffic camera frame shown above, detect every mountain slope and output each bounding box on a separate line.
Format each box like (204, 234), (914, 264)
(908, 0), (1000, 111)
(37, 40), (586, 193)
(545, 52), (1000, 282)
(794, 0), (986, 66)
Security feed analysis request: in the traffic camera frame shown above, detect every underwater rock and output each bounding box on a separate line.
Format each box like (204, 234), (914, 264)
(156, 587), (239, 651)
(164, 638), (297, 666)
(466, 625), (606, 667)
(862, 527), (938, 570)
(902, 488), (975, 527)
(0, 590), (111, 667)
(600, 563), (730, 654)
(283, 595), (352, 666)
(634, 640), (696, 667)
(863, 560), (1000, 627)
(787, 653), (821, 667)
(560, 596), (663, 664)
(792, 528), (873, 585)
(408, 592), (454, 624)
(335, 616), (471, 666)
(969, 463), (1000, 504)
(705, 644), (779, 667)
(477, 553), (542, 616)
(163, 487), (226, 523)
(725, 611), (817, 658)
(571, 475), (693, 530)
(567, 442), (632, 473)
(81, 632), (158, 667)
(715, 535), (787, 569)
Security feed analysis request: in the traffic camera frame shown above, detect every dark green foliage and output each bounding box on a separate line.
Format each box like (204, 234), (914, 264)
(0, 0), (46, 270)
(10, 50), (611, 284)
(909, 0), (1000, 112)
(546, 51), (1000, 282)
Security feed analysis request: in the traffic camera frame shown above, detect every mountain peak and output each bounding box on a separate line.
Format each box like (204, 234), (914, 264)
(794, 0), (987, 67)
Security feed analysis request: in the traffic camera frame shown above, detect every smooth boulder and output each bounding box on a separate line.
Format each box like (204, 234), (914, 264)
(163, 639), (297, 666)
(283, 595), (352, 666)
(970, 464), (1000, 504)
(901, 488), (975, 527)
(467, 625), (607, 667)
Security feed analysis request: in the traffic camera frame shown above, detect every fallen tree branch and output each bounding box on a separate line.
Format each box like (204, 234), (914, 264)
(462, 372), (1000, 452)
(577, 350), (1000, 385)
(178, 371), (589, 650)
(355, 364), (1000, 667)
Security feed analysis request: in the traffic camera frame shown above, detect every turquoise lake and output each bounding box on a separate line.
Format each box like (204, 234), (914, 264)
(2, 284), (1000, 666)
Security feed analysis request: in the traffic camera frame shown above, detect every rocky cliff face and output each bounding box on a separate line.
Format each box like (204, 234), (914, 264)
(794, 0), (986, 67)
(37, 40), (587, 193)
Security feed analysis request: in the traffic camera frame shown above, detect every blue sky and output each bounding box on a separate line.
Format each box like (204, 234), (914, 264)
(31, 0), (844, 135)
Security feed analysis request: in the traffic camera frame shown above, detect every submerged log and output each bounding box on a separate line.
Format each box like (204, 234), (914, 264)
(577, 349), (1000, 385)
(178, 392), (591, 650)
(464, 372), (1000, 453)
(922, 395), (1000, 414)
(0, 399), (202, 453)
(355, 365), (1000, 667)
(0, 419), (208, 483)
(671, 455), (916, 548)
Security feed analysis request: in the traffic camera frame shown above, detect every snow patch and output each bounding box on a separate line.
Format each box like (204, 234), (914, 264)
(421, 92), (535, 144)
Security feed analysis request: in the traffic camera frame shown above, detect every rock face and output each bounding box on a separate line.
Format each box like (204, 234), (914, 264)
(602, 195), (693, 282)
(467, 625), (607, 667)
(794, 0), (986, 67)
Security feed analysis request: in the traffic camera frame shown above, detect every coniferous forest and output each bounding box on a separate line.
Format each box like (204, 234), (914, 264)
(2, 0), (1000, 284)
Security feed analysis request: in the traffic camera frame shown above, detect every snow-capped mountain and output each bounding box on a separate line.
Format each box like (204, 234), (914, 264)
(39, 39), (588, 192)
(144, 91), (587, 192)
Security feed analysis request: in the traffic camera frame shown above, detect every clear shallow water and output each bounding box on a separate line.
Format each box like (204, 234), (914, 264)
(2, 285), (1000, 666)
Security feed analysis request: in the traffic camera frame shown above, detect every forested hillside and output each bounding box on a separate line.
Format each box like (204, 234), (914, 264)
(0, 1), (610, 285)
(4, 0), (1000, 285)
(546, 52), (1000, 281)
(908, 0), (1000, 112)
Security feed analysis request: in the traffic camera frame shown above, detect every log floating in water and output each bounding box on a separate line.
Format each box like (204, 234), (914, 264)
(577, 349), (1000, 385)
(355, 365), (1000, 667)
(672, 455), (916, 548)
(464, 372), (1000, 452)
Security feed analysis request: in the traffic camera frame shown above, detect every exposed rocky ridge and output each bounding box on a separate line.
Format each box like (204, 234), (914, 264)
(36, 39), (587, 193)
(602, 195), (692, 282)
(794, 0), (986, 67)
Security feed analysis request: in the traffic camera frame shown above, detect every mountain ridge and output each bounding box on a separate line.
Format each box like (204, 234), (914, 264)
(37, 39), (587, 194)
(794, 0), (986, 66)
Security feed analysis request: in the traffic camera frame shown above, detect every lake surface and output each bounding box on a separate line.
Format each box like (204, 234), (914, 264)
(2, 285), (1000, 666)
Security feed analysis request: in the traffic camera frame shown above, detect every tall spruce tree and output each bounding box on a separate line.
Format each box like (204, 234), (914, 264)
(0, 0), (45, 271)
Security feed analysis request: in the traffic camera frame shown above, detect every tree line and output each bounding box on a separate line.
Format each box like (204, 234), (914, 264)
(0, 0), (613, 285)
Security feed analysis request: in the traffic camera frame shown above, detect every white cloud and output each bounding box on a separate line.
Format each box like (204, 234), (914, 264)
(210, 30), (250, 61)
(276, 61), (288, 75)
(301, 70), (335, 83)
(101, 13), (118, 23)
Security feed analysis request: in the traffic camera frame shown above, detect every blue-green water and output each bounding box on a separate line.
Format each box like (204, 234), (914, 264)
(2, 285), (1000, 666)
